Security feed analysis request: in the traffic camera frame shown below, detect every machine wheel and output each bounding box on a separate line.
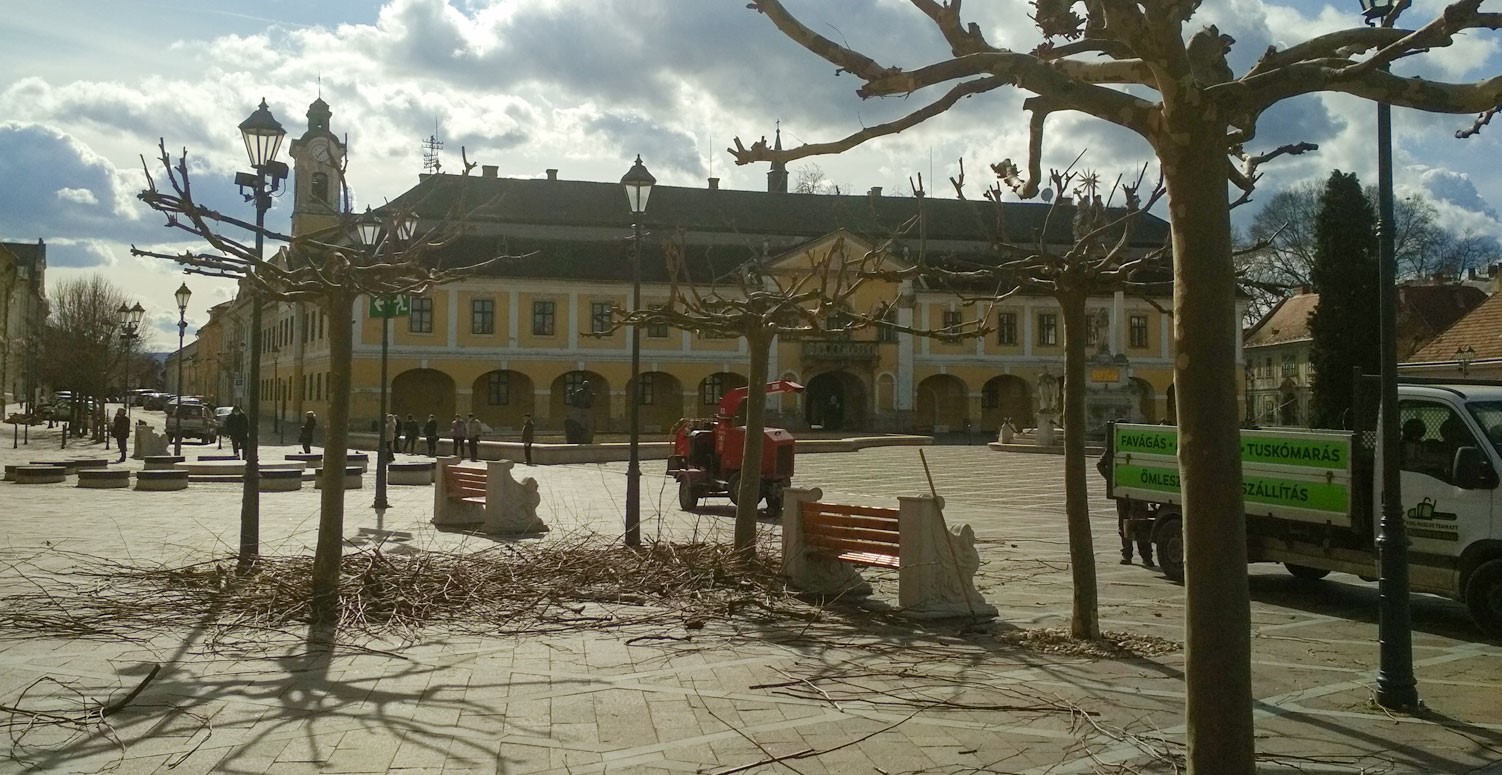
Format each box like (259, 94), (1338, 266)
(726, 472), (742, 506)
(677, 480), (699, 512)
(1285, 563), (1331, 581)
(1153, 515), (1185, 582)
(1465, 559), (1502, 638)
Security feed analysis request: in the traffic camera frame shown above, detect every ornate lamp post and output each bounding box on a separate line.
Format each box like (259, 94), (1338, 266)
(620, 155), (655, 548)
(118, 302), (145, 418)
(234, 98), (288, 566)
(1360, 0), (1419, 711)
(172, 282), (192, 455)
(1456, 345), (1476, 377)
(356, 207), (416, 510)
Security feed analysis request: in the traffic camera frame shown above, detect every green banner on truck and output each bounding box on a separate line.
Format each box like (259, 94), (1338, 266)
(1113, 426), (1350, 469)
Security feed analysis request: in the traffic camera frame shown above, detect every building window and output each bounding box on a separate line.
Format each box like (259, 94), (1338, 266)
(981, 381), (999, 409)
(591, 302), (613, 335)
(636, 373), (655, 405)
(647, 320), (670, 338)
(1282, 356), (1298, 377)
(564, 371), (592, 400)
(1129, 315), (1148, 348)
(471, 298), (495, 335)
(701, 374), (726, 405)
(532, 300), (555, 336)
(487, 371), (510, 405)
(1037, 313), (1058, 346)
(311, 172), (330, 204)
(878, 305), (899, 343)
(997, 312), (1017, 345)
(409, 297), (434, 333)
(941, 308), (962, 332)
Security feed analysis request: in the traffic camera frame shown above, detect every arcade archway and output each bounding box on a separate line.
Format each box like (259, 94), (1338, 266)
(981, 375), (1032, 431)
(916, 374), (968, 432)
(392, 369), (456, 424)
(804, 371), (868, 432)
(471, 369), (535, 430)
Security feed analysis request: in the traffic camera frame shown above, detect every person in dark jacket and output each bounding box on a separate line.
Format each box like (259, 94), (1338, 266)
(110, 408), (131, 462)
(224, 407), (249, 458)
(1097, 435), (1153, 566)
(521, 414), (535, 465)
(403, 414), (419, 453)
(423, 414), (439, 456)
(298, 411), (318, 454)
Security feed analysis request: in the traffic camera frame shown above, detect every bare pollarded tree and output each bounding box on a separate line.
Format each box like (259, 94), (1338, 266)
(133, 141), (510, 627)
(612, 230), (925, 558)
(727, 3), (1502, 768)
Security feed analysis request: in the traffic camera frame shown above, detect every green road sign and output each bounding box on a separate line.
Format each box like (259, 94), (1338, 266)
(369, 295), (411, 318)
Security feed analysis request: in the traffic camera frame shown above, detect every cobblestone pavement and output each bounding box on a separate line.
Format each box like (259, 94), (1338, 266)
(0, 414), (1499, 774)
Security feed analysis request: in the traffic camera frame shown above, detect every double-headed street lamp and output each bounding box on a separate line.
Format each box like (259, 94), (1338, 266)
(233, 98), (288, 566)
(172, 282), (192, 455)
(620, 155), (655, 548)
(358, 206), (417, 510)
(118, 302), (145, 418)
(1360, 0), (1419, 711)
(1456, 345), (1477, 377)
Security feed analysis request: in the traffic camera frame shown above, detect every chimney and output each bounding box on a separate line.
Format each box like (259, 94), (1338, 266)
(546, 169), (558, 181)
(868, 186), (882, 198)
(708, 177), (720, 191)
(481, 165), (498, 178)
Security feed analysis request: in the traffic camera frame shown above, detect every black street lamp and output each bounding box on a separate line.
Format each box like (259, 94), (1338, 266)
(234, 98), (288, 566)
(172, 282), (192, 456)
(357, 206), (412, 511)
(620, 155), (655, 548)
(1360, 0), (1420, 711)
(1456, 345), (1476, 377)
(118, 302), (145, 419)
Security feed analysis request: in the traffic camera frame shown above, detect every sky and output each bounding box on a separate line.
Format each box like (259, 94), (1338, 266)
(5, 0), (1502, 350)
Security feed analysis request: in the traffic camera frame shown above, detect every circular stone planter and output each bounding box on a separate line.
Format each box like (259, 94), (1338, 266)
(259, 468), (303, 492)
(31, 460), (82, 475)
(143, 455), (186, 471)
(285, 452), (323, 465)
(15, 465), (67, 485)
(67, 458), (113, 470)
(313, 466), (364, 489)
(388, 461), (435, 485)
(135, 469), (189, 491)
(77, 468), (130, 489)
(197, 454), (240, 462)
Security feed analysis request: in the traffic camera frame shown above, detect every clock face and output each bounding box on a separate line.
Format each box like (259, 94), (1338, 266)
(309, 138), (334, 164)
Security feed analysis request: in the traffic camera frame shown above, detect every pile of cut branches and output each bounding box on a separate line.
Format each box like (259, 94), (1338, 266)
(0, 537), (809, 645)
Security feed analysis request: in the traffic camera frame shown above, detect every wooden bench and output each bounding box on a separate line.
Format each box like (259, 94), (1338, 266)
(432, 457), (547, 535)
(799, 501), (902, 569)
(782, 486), (996, 619)
(444, 465), (488, 506)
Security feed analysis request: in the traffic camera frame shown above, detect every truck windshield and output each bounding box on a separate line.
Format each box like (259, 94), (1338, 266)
(1465, 401), (1502, 457)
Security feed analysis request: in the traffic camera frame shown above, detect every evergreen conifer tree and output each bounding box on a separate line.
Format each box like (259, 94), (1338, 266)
(1309, 171), (1380, 429)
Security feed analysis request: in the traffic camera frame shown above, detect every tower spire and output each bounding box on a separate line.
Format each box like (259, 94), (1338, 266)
(767, 121), (788, 194)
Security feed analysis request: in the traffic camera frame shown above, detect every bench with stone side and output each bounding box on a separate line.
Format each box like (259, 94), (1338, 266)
(259, 468), (303, 492)
(781, 487), (996, 619)
(314, 466), (364, 489)
(14, 465), (67, 485)
(432, 457), (547, 535)
(135, 469), (189, 491)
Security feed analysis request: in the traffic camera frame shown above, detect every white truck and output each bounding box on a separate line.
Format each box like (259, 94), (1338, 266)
(1105, 381), (1502, 637)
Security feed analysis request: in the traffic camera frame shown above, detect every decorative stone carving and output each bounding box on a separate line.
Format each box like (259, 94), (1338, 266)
(482, 460), (548, 535)
(781, 487), (873, 597)
(132, 422), (168, 459)
(897, 495), (997, 619)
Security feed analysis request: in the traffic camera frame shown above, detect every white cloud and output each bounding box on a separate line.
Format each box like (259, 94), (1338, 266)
(55, 187), (98, 206)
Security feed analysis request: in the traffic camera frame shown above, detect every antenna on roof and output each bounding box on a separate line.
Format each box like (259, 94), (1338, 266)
(422, 120), (444, 174)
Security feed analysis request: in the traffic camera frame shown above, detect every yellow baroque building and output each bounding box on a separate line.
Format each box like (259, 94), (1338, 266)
(192, 99), (1228, 436)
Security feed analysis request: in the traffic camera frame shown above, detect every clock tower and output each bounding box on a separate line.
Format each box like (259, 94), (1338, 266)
(287, 97), (345, 237)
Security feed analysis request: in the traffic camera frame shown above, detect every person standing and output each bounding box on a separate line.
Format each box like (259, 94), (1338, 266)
(423, 414), (439, 456)
(384, 414), (399, 458)
(403, 414), (419, 454)
(298, 411), (318, 454)
(449, 415), (466, 458)
(521, 414), (535, 465)
(225, 407), (249, 458)
(111, 407), (130, 463)
(466, 414), (482, 461)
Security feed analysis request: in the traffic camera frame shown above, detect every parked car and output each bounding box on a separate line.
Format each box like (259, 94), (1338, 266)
(144, 393), (169, 411)
(166, 402), (218, 444)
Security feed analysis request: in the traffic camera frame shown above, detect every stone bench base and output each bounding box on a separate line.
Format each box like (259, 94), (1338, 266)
(389, 461), (435, 485)
(136, 470), (189, 491)
(259, 469), (303, 492)
(15, 466), (67, 484)
(77, 469), (130, 489)
(143, 455), (186, 471)
(314, 467), (364, 489)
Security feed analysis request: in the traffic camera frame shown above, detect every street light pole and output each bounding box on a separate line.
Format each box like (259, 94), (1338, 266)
(173, 282), (192, 456)
(1456, 345), (1476, 377)
(235, 98), (288, 567)
(620, 156), (655, 548)
(1360, 0), (1419, 712)
(118, 303), (143, 419)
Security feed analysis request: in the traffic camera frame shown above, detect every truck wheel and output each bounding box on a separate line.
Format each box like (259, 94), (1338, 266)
(1154, 516), (1185, 582)
(726, 472), (741, 506)
(1285, 563), (1330, 581)
(1465, 559), (1502, 638)
(763, 481), (784, 519)
(677, 481), (699, 512)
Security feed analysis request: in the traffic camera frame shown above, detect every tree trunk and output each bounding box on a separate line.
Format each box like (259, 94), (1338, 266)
(1059, 288), (1099, 639)
(1160, 133), (1255, 774)
(310, 291), (354, 628)
(734, 325), (771, 557)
